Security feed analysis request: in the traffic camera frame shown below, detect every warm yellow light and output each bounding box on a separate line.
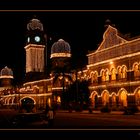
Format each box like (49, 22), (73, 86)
(110, 61), (113, 64)
(57, 96), (61, 103)
(0, 75), (13, 79)
(50, 53), (71, 58)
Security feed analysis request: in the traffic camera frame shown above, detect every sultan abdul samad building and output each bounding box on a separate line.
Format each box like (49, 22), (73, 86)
(1, 18), (140, 112)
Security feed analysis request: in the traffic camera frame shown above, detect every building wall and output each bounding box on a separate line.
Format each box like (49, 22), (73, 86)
(82, 25), (140, 110)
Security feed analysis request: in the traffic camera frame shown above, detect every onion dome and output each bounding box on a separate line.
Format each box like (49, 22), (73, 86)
(27, 18), (44, 31)
(50, 39), (71, 58)
(0, 66), (14, 79)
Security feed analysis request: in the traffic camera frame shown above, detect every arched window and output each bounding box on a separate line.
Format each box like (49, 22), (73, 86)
(111, 68), (116, 81)
(102, 90), (109, 106)
(122, 66), (127, 79)
(93, 71), (98, 83)
(72, 73), (76, 81)
(112, 94), (116, 107)
(77, 72), (82, 80)
(134, 88), (140, 111)
(84, 70), (90, 80)
(105, 69), (109, 81)
(90, 72), (94, 83)
(101, 69), (105, 82)
(57, 96), (61, 103)
(91, 71), (98, 83)
(118, 89), (127, 107)
(118, 66), (122, 80)
(133, 63), (140, 78)
(90, 91), (98, 108)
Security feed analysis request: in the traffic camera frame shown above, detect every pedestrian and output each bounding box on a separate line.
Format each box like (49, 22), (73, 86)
(68, 102), (72, 113)
(46, 105), (55, 127)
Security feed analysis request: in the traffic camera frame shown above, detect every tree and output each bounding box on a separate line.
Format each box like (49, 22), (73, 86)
(67, 79), (90, 111)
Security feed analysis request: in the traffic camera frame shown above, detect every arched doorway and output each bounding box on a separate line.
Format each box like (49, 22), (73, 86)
(135, 88), (140, 111)
(21, 97), (35, 113)
(101, 90), (109, 106)
(111, 93), (117, 108)
(57, 96), (61, 104)
(118, 89), (127, 107)
(90, 91), (98, 109)
(47, 98), (52, 107)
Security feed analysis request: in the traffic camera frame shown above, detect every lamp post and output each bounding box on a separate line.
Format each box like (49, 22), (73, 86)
(75, 69), (78, 103)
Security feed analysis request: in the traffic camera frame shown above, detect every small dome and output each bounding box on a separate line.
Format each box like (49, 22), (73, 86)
(0, 66), (14, 79)
(50, 39), (71, 58)
(27, 18), (44, 31)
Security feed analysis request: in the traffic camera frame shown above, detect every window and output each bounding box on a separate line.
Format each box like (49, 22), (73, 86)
(92, 71), (98, 83)
(122, 66), (127, 79)
(105, 69), (109, 81)
(118, 67), (122, 80)
(102, 91), (109, 106)
(101, 70), (106, 82)
(134, 63), (140, 78)
(111, 68), (116, 80)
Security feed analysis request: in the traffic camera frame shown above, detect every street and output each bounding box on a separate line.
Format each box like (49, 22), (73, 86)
(1, 109), (140, 129)
(52, 110), (140, 129)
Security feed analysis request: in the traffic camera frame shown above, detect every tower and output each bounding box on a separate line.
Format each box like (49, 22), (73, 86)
(50, 39), (72, 107)
(24, 18), (47, 82)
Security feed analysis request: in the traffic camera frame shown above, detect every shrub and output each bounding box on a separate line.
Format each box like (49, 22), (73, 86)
(100, 106), (111, 113)
(123, 106), (139, 115)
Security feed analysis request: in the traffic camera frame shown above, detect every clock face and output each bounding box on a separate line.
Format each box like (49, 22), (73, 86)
(35, 36), (40, 42)
(27, 37), (30, 42)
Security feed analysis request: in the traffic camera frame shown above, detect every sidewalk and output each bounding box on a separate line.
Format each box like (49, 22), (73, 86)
(56, 110), (123, 114)
(56, 109), (140, 115)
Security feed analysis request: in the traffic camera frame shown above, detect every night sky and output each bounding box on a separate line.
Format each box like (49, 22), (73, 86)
(0, 11), (140, 85)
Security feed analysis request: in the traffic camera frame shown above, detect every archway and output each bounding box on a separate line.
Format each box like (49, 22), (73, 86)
(118, 89), (127, 107)
(101, 90), (109, 106)
(90, 91), (98, 108)
(111, 93), (117, 107)
(57, 96), (61, 104)
(8, 98), (12, 105)
(134, 88), (140, 110)
(21, 97), (35, 113)
(47, 98), (51, 107)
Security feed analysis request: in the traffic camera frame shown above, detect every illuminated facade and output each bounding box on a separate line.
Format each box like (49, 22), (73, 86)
(78, 25), (140, 110)
(2, 19), (140, 112)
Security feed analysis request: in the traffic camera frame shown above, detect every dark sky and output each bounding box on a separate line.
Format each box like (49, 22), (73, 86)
(0, 11), (140, 85)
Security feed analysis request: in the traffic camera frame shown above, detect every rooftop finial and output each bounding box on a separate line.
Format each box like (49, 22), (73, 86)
(104, 19), (112, 28)
(104, 19), (115, 29)
(33, 15), (37, 19)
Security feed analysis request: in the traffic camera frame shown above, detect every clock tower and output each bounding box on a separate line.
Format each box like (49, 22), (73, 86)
(24, 18), (47, 82)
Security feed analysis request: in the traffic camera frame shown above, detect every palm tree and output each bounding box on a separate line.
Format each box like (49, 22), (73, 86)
(67, 79), (90, 111)
(51, 58), (73, 109)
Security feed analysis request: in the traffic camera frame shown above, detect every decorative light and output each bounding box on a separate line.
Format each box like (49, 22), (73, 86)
(87, 51), (140, 68)
(27, 18), (44, 31)
(89, 80), (140, 90)
(23, 78), (52, 86)
(0, 75), (13, 79)
(50, 53), (71, 58)
(25, 44), (45, 73)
